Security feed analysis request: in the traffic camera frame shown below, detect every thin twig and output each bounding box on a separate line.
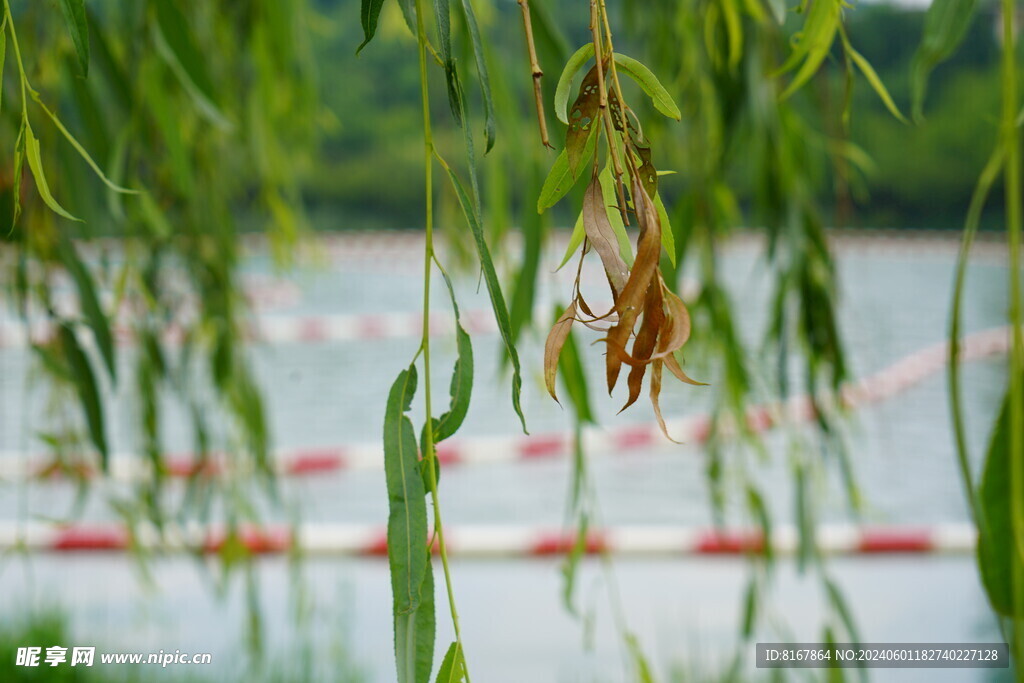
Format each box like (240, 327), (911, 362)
(590, 0), (629, 225)
(517, 0), (553, 149)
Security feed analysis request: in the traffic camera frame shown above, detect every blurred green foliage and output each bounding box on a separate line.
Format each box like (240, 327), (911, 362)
(844, 2), (1004, 228)
(312, 0), (1006, 230)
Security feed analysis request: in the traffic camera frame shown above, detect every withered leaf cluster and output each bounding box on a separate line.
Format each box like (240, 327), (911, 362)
(545, 66), (704, 442)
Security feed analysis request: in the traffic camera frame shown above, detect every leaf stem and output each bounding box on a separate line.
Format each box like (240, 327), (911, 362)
(413, 0), (469, 678)
(3, 0), (27, 115)
(589, 1), (625, 201)
(949, 146), (1003, 527)
(1000, 0), (1024, 663)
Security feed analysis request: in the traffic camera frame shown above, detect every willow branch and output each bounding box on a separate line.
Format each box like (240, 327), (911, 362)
(517, 0), (552, 149)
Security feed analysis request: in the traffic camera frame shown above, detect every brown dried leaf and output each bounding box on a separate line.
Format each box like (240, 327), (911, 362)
(664, 352), (707, 386)
(566, 64), (604, 177)
(621, 282), (664, 412)
(583, 174), (630, 297)
(649, 359), (682, 443)
(603, 279), (695, 368)
(544, 301), (577, 403)
(636, 142), (658, 202)
(576, 297), (616, 323)
(647, 281), (691, 361)
(604, 180), (662, 393)
(575, 292), (617, 331)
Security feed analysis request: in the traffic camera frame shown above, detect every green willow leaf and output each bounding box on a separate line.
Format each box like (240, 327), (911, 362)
(537, 128), (598, 213)
(978, 389), (1022, 617)
(654, 193), (677, 267)
(57, 237), (116, 381)
(435, 641), (467, 683)
(845, 42), (906, 123)
(384, 364), (429, 616)
(436, 317), (475, 444)
(613, 52), (681, 120)
(795, 462), (814, 570)
(421, 268), (473, 450)
(508, 184), (543, 344)
(434, 0), (452, 64)
(560, 511), (588, 615)
(558, 326), (594, 424)
(910, 0), (978, 121)
(152, 0), (228, 126)
(13, 121), (25, 225)
(538, 148), (571, 213)
(746, 485), (772, 564)
(720, 0), (743, 68)
(433, 0), (463, 125)
(444, 167), (527, 432)
(358, 0), (387, 53)
(59, 0), (89, 76)
(25, 125), (80, 222)
(34, 96), (138, 194)
(625, 632), (656, 683)
(398, 0), (417, 33)
(777, 0), (840, 100)
(0, 23), (6, 114)
(824, 577), (862, 642)
(741, 577), (758, 638)
(395, 562), (436, 683)
(556, 210), (585, 270)
(58, 324), (108, 469)
(555, 43), (596, 125)
(457, 0), (496, 153)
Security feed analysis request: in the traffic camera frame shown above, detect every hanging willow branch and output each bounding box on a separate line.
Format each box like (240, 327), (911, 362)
(541, 2), (699, 441)
(517, 0), (552, 149)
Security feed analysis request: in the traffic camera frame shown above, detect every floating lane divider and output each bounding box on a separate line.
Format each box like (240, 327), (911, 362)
(0, 521), (978, 557)
(0, 326), (1011, 482)
(0, 303), (589, 349)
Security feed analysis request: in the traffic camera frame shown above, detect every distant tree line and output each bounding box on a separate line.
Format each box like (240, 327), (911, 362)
(310, 0), (1006, 231)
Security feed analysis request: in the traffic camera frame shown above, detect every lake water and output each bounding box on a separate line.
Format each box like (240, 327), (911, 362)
(0, 231), (1013, 682)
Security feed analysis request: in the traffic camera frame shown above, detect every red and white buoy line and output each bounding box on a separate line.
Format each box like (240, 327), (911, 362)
(0, 326), (1011, 483)
(0, 300), (608, 349)
(0, 520), (978, 557)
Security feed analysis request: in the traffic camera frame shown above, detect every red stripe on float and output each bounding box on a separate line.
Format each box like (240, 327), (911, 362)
(53, 526), (128, 551)
(300, 318), (328, 343)
(615, 425), (655, 450)
(435, 444), (462, 465)
(745, 406), (774, 432)
(858, 529), (932, 554)
(531, 532), (607, 556)
(519, 435), (566, 459)
(203, 527), (291, 555)
(356, 315), (389, 340)
(286, 450), (346, 475)
(364, 534), (390, 557)
(690, 416), (713, 443)
(165, 457), (223, 478)
(696, 531), (765, 554)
